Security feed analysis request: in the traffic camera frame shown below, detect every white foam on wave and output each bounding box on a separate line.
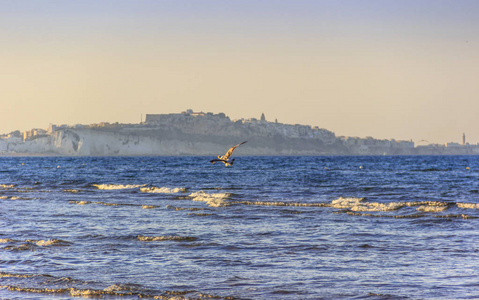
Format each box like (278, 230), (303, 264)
(137, 235), (197, 242)
(141, 205), (158, 209)
(0, 272), (213, 298)
(330, 197), (403, 212)
(189, 191), (231, 207)
(93, 184), (145, 190)
(236, 200), (328, 207)
(331, 197), (364, 209)
(416, 205), (448, 212)
(25, 239), (70, 247)
(140, 187), (186, 194)
(0, 184), (15, 189)
(70, 200), (91, 205)
(457, 203), (479, 209)
(330, 197), (449, 212)
(0, 196), (27, 200)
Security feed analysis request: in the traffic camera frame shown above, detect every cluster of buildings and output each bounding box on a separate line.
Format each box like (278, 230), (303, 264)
(1, 110), (478, 156)
(145, 110), (336, 143)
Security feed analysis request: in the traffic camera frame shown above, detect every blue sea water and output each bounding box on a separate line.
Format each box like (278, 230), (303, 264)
(1, 156), (479, 299)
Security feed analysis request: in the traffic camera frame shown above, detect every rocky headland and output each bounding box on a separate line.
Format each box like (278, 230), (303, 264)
(1, 110), (477, 156)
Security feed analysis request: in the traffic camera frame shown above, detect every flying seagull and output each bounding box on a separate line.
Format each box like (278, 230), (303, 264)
(210, 141), (247, 166)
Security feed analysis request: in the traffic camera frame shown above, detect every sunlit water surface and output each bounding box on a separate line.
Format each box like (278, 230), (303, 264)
(1, 156), (479, 299)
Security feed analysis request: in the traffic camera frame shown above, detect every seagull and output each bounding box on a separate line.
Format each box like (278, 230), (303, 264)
(210, 141), (247, 166)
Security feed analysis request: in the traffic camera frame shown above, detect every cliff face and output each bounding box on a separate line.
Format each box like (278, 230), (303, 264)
(8, 127), (343, 156)
(4, 123), (346, 156)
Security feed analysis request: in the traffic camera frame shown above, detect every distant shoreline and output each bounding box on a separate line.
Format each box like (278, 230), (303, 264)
(1, 110), (477, 156)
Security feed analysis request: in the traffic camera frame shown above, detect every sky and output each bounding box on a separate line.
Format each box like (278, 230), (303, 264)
(1, 0), (478, 144)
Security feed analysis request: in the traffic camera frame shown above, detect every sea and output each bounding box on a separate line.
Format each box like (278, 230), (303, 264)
(1, 155), (479, 299)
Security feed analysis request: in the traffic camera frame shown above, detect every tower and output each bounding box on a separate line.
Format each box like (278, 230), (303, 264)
(260, 113), (266, 122)
(463, 133), (466, 145)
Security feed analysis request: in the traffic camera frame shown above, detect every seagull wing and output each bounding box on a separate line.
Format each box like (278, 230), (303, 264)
(223, 141), (247, 160)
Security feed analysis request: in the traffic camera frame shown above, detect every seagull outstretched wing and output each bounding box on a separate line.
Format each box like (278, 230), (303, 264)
(222, 141), (247, 160)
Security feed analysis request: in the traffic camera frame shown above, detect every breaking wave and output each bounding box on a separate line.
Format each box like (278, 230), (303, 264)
(1, 238), (71, 251)
(91, 184), (187, 196)
(236, 200), (328, 207)
(416, 205), (448, 212)
(140, 186), (186, 193)
(65, 190), (479, 217)
(92, 184), (145, 190)
(141, 205), (158, 209)
(233, 197), (464, 216)
(189, 191), (231, 207)
(0, 184), (15, 189)
(0, 238), (15, 243)
(0, 271), (221, 299)
(25, 239), (71, 247)
(330, 197), (449, 212)
(137, 235), (198, 242)
(0, 196), (32, 200)
(457, 203), (479, 209)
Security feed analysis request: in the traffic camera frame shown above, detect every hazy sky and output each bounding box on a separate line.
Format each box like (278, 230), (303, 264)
(1, 1), (478, 144)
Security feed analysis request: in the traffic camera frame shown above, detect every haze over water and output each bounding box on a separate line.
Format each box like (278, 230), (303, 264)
(2, 156), (479, 299)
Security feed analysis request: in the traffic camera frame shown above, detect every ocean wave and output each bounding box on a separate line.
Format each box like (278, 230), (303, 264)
(25, 239), (71, 247)
(92, 184), (145, 190)
(233, 197), (453, 214)
(331, 197), (406, 212)
(331, 197), (450, 212)
(0, 284), (217, 299)
(0, 196), (32, 201)
(166, 205), (206, 211)
(0, 272), (222, 299)
(69, 200), (159, 209)
(457, 203), (479, 209)
(0, 184), (15, 189)
(416, 205), (448, 212)
(189, 191), (231, 207)
(235, 200), (328, 207)
(188, 213), (214, 217)
(141, 205), (159, 209)
(344, 211), (475, 220)
(2, 239), (71, 251)
(140, 186), (186, 194)
(0, 285), (136, 298)
(137, 235), (197, 242)
(68, 200), (134, 207)
(0, 238), (15, 243)
(435, 214), (474, 219)
(12, 187), (37, 193)
(0, 272), (39, 278)
(69, 200), (91, 205)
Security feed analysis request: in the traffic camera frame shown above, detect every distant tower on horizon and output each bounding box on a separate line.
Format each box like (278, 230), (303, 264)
(463, 132), (466, 145)
(261, 113), (266, 122)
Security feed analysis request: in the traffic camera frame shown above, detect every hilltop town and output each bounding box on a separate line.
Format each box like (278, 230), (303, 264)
(1, 110), (478, 156)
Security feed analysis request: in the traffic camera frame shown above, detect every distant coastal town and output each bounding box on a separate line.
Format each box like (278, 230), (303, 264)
(1, 109), (478, 156)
